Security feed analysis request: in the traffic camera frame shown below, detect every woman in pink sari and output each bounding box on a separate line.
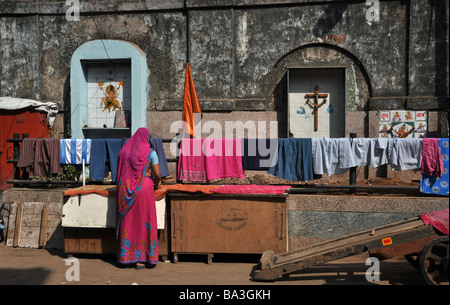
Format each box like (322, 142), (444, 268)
(116, 128), (161, 269)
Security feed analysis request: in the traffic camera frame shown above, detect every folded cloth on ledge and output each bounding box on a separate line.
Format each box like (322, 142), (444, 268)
(63, 184), (222, 199)
(210, 184), (291, 194)
(420, 208), (449, 235)
(64, 185), (117, 197)
(160, 184), (222, 195)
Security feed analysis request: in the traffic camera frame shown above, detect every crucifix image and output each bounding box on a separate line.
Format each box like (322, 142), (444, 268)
(305, 85), (329, 131)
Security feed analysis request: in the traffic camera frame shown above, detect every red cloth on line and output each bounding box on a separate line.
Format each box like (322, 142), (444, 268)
(210, 184), (291, 194)
(420, 208), (449, 235)
(421, 138), (443, 177)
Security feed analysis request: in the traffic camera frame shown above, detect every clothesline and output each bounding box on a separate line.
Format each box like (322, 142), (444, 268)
(16, 138), (169, 183)
(14, 136), (449, 196)
(177, 137), (448, 196)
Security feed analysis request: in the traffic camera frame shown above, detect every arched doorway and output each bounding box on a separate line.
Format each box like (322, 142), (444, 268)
(70, 40), (148, 139)
(266, 43), (372, 138)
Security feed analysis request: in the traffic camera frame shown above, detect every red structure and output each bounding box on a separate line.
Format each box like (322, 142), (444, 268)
(0, 109), (50, 190)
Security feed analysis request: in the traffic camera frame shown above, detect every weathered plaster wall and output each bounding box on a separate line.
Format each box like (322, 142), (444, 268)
(0, 0), (448, 139)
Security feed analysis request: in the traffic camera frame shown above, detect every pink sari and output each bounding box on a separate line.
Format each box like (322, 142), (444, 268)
(116, 128), (159, 265)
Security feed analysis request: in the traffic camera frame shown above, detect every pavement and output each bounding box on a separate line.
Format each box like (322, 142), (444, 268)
(0, 245), (428, 286)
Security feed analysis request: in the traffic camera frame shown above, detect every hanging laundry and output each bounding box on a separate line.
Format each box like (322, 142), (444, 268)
(204, 138), (245, 181)
(17, 138), (61, 177)
(351, 138), (390, 168)
(17, 138), (36, 174)
(311, 137), (355, 176)
(388, 138), (422, 171)
(89, 139), (123, 182)
(60, 139), (92, 164)
(420, 138), (449, 196)
(241, 138), (278, 170)
(178, 138), (207, 182)
(269, 138), (314, 181)
(150, 138), (170, 178)
(177, 138), (245, 182)
(421, 138), (443, 177)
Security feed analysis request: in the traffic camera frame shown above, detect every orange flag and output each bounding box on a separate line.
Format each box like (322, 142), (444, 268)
(182, 63), (202, 137)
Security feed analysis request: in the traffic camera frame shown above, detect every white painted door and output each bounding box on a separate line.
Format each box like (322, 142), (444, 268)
(86, 62), (131, 128)
(288, 68), (345, 138)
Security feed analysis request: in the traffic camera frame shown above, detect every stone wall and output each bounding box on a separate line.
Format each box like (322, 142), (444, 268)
(1, 0), (448, 139)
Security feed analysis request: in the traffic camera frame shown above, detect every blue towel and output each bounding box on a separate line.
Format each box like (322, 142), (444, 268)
(60, 139), (91, 164)
(420, 138), (449, 196)
(150, 138), (170, 177)
(90, 139), (123, 182)
(268, 138), (314, 181)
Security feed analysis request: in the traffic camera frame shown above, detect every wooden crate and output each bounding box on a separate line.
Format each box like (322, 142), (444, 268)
(170, 193), (287, 262)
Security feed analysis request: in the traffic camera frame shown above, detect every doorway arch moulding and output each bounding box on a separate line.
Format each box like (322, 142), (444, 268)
(70, 40), (148, 139)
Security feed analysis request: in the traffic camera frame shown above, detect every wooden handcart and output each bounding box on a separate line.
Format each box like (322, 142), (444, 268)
(252, 217), (449, 285)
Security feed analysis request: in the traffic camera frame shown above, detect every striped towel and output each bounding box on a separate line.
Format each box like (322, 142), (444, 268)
(60, 139), (92, 164)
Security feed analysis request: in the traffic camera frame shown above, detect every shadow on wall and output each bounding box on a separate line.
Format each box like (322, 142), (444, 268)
(313, 3), (348, 37)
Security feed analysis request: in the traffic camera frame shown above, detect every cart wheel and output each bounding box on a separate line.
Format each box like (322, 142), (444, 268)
(419, 236), (449, 285)
(405, 253), (420, 269)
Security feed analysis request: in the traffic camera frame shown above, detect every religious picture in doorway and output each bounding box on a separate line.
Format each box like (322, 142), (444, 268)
(98, 81), (124, 113)
(379, 110), (427, 138)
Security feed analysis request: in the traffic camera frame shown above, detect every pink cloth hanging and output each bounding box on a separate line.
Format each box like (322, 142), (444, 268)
(204, 138), (245, 181)
(178, 138), (207, 182)
(421, 138), (443, 177)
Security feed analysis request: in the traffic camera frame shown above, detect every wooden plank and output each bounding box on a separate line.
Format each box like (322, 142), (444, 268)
(39, 203), (49, 248)
(13, 203), (22, 247)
